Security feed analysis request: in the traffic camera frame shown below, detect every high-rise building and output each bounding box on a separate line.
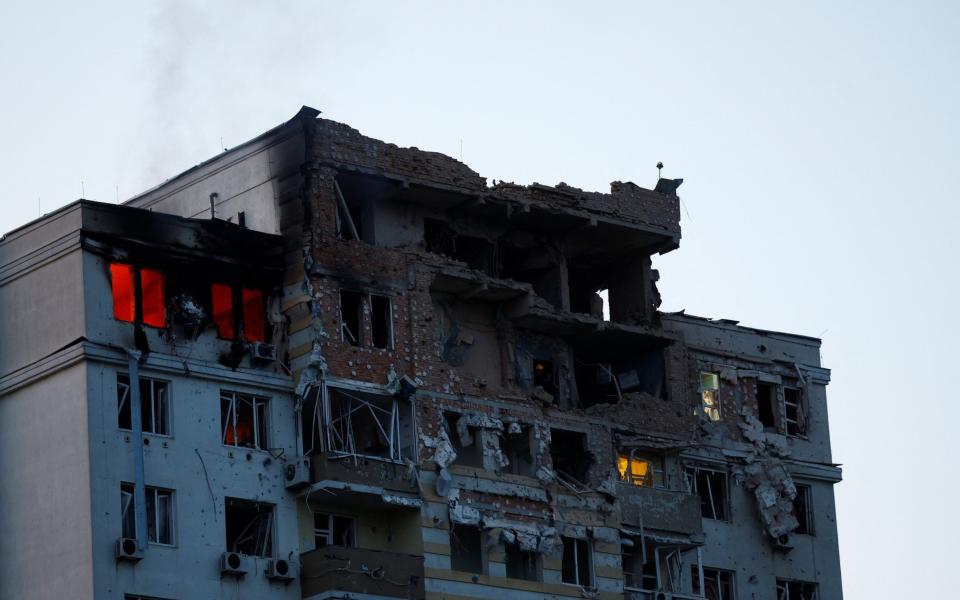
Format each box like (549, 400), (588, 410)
(0, 107), (842, 600)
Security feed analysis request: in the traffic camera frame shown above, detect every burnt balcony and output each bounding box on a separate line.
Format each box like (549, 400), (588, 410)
(303, 452), (421, 509)
(619, 484), (703, 537)
(301, 546), (425, 600)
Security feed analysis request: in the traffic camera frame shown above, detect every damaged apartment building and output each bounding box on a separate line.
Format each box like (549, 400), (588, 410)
(0, 106), (842, 600)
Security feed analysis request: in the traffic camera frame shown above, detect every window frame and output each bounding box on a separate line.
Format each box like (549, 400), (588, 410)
(369, 293), (394, 350)
(220, 390), (271, 451)
(313, 512), (357, 548)
(211, 282), (267, 342)
(117, 373), (172, 437)
(560, 536), (594, 587)
(686, 466), (730, 521)
(693, 566), (736, 600)
(783, 385), (807, 437)
(224, 497), (275, 558)
(793, 484), (815, 536)
(776, 578), (819, 600)
(699, 371), (721, 421)
(617, 450), (665, 489)
(449, 524), (485, 574)
(120, 482), (175, 546)
(109, 262), (167, 328)
(504, 541), (542, 582)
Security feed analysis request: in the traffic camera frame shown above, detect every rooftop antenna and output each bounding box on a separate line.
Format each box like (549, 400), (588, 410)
(656, 161), (663, 179)
(81, 179), (85, 198)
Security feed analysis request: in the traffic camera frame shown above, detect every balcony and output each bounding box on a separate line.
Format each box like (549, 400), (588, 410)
(301, 546), (425, 600)
(619, 485), (703, 537)
(302, 453), (421, 510)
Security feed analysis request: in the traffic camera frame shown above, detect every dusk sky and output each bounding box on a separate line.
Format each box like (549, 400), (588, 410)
(3, 2), (958, 597)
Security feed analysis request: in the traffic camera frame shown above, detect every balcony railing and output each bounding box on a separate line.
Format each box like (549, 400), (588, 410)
(619, 484), (703, 536)
(301, 546), (425, 600)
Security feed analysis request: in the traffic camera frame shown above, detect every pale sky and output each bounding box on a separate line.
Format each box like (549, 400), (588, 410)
(2, 2), (958, 598)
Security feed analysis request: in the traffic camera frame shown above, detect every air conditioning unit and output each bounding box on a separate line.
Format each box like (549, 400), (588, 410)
(115, 537), (143, 562)
(220, 551), (251, 577)
(265, 558), (297, 582)
(284, 456), (311, 490)
(250, 342), (277, 361)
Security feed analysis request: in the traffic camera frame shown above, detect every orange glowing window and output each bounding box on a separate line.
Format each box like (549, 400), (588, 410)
(242, 288), (265, 342)
(110, 263), (136, 322)
(617, 454), (653, 487)
(211, 283), (235, 340)
(110, 263), (166, 327)
(140, 268), (166, 327)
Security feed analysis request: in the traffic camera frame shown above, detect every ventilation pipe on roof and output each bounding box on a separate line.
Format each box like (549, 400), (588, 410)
(210, 193), (219, 220)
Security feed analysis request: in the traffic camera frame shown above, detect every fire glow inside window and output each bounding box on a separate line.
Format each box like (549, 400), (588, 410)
(110, 263), (167, 328)
(211, 283), (266, 341)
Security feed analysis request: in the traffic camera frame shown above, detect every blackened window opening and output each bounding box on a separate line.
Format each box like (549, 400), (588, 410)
(505, 543), (539, 581)
(532, 359), (556, 396)
(561, 536), (592, 586)
(444, 412), (484, 468)
(370, 294), (392, 349)
(424, 218), (498, 276)
(688, 467), (729, 520)
(502, 425), (534, 476)
(450, 525), (483, 573)
(225, 497), (274, 557)
(340, 290), (362, 346)
(314, 513), (357, 547)
(793, 485), (813, 535)
(757, 382), (777, 429)
(550, 429), (591, 485)
(692, 567), (735, 600)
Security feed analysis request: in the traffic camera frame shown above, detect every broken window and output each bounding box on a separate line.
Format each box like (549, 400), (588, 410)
(532, 359), (557, 396)
(120, 483), (174, 545)
(505, 542), (540, 581)
(370, 294), (393, 349)
(110, 262), (166, 328)
(793, 485), (814, 535)
(700, 372), (721, 421)
(757, 381), (778, 430)
(776, 579), (818, 600)
(314, 513), (357, 548)
(693, 567), (735, 600)
(211, 283), (266, 341)
(561, 536), (593, 587)
(323, 387), (415, 462)
(502, 424), (534, 476)
(784, 386), (806, 436)
(617, 452), (663, 488)
(225, 497), (274, 557)
(334, 177), (368, 242)
(423, 218), (498, 275)
(340, 290), (363, 346)
(221, 391), (269, 450)
(621, 539), (657, 590)
(551, 429), (592, 487)
(450, 525), (484, 574)
(444, 412), (484, 468)
(687, 467), (729, 521)
(117, 374), (170, 436)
